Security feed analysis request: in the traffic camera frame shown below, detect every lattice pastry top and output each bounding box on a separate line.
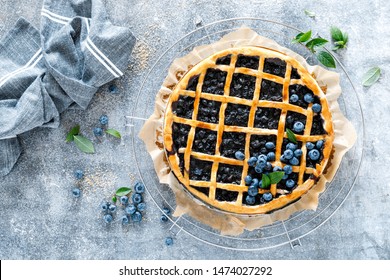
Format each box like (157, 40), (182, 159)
(163, 46), (334, 214)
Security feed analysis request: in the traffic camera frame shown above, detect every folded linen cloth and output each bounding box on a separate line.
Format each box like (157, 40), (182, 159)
(0, 0), (135, 176)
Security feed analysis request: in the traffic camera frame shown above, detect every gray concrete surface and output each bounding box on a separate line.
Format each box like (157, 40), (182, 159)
(0, 0), (389, 259)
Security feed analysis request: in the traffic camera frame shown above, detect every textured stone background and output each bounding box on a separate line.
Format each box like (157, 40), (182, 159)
(0, 0), (389, 259)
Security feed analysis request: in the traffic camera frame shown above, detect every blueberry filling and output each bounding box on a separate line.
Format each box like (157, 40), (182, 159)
(291, 67), (301, 79)
(306, 140), (325, 167)
(242, 192), (262, 205)
(220, 132), (246, 159)
(172, 95), (194, 119)
(192, 186), (210, 196)
(285, 111), (307, 135)
(216, 164), (243, 184)
(216, 54), (231, 65)
(197, 98), (221, 124)
(311, 115), (326, 135)
(224, 103), (250, 127)
(178, 153), (185, 174)
(288, 84), (314, 109)
(254, 107), (281, 129)
(263, 58), (287, 78)
(249, 135), (277, 158)
(215, 188), (238, 202)
(172, 123), (191, 152)
(235, 55), (260, 70)
(186, 75), (199, 91)
(229, 73), (256, 100)
(193, 128), (217, 155)
(281, 138), (303, 165)
(189, 158), (212, 181)
(201, 69), (227, 95)
(277, 172), (299, 191)
(260, 79), (283, 102)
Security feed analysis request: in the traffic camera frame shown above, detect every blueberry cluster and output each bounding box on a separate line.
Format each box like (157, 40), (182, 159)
(276, 168), (299, 191)
(260, 79), (283, 102)
(197, 99), (221, 124)
(230, 73), (256, 100)
(249, 135), (277, 158)
(289, 85), (322, 115)
(254, 107), (281, 129)
(189, 158), (212, 181)
(285, 111), (307, 135)
(172, 123), (190, 152)
(280, 139), (303, 166)
(216, 54), (231, 66)
(93, 114), (109, 137)
(72, 169), (84, 198)
(186, 75), (199, 91)
(201, 68), (227, 95)
(220, 132), (245, 159)
(290, 67), (301, 79)
(193, 128), (217, 155)
(311, 115), (326, 135)
(306, 140), (325, 167)
(224, 103), (250, 127)
(216, 163), (243, 185)
(172, 95), (194, 119)
(160, 207), (171, 222)
(263, 58), (287, 78)
(236, 55), (259, 70)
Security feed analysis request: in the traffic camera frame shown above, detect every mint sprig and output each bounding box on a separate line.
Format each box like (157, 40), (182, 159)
(292, 30), (312, 43)
(66, 125), (95, 154)
(66, 125), (80, 143)
(261, 171), (285, 188)
(286, 128), (298, 144)
(330, 26), (348, 50)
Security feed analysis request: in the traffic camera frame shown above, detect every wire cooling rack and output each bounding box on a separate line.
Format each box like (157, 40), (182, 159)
(128, 18), (364, 250)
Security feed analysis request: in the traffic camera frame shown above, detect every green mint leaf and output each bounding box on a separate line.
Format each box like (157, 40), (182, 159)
(362, 67), (381, 87)
(115, 187), (132, 196)
(306, 38), (328, 52)
(293, 30), (312, 43)
(330, 26), (344, 42)
(112, 196), (117, 203)
(316, 51), (336, 68)
(261, 174), (271, 188)
(269, 171), (285, 184)
(286, 128), (298, 144)
(105, 128), (122, 139)
(304, 9), (316, 18)
(334, 40), (345, 47)
(66, 125), (80, 143)
(73, 135), (95, 154)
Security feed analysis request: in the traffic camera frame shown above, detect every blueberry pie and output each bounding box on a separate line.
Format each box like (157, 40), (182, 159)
(163, 46), (334, 214)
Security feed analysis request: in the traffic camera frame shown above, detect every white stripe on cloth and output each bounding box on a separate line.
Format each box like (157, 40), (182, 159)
(41, 12), (68, 25)
(84, 43), (119, 78)
(0, 49), (43, 88)
(41, 8), (72, 21)
(84, 18), (90, 34)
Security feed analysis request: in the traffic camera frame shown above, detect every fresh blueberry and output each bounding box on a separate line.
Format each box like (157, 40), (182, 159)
(99, 114), (109, 125)
(282, 174), (289, 180)
(245, 195), (256, 205)
(283, 165), (293, 175)
(125, 204), (137, 215)
(72, 187), (81, 198)
(247, 186), (258, 197)
(134, 182), (145, 194)
(256, 159), (266, 169)
(290, 94), (299, 103)
(308, 149), (321, 161)
(312, 103), (322, 113)
(262, 192), (273, 202)
(257, 154), (267, 162)
(165, 237), (174, 246)
(245, 175), (252, 185)
(93, 127), (103, 137)
(286, 179), (295, 189)
(286, 143), (297, 151)
(108, 84), (118, 94)
(265, 162), (272, 171)
(162, 207), (171, 215)
(316, 140), (324, 149)
(255, 165), (263, 174)
(265, 142), (275, 150)
(289, 157), (299, 166)
(306, 142), (315, 150)
(235, 151), (245, 160)
(283, 149), (294, 160)
(251, 178), (259, 187)
(267, 152), (275, 161)
(137, 202), (146, 212)
(160, 215), (168, 222)
(294, 149), (303, 157)
(304, 93), (314, 103)
(100, 202), (109, 212)
(108, 204), (117, 213)
(74, 169), (84, 180)
(247, 157), (257, 166)
(121, 215), (129, 225)
(103, 214), (113, 223)
(293, 121), (305, 133)
(280, 154), (287, 163)
(131, 211), (142, 222)
(273, 166), (282, 172)
(120, 196), (129, 205)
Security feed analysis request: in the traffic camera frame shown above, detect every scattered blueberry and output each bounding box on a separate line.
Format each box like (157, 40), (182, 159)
(265, 142), (275, 149)
(120, 196), (129, 205)
(245, 175), (252, 185)
(247, 157), (257, 166)
(125, 204), (137, 215)
(263, 192), (273, 202)
(74, 169), (84, 180)
(245, 195), (256, 205)
(108, 84), (118, 94)
(273, 166), (282, 172)
(72, 187), (81, 198)
(283, 165), (293, 175)
(289, 157), (299, 166)
(247, 186), (258, 197)
(121, 215), (129, 225)
(99, 114), (109, 125)
(308, 149), (321, 161)
(103, 214), (113, 223)
(283, 149), (294, 160)
(290, 94), (299, 103)
(265, 162), (272, 171)
(304, 93), (314, 103)
(286, 143), (297, 151)
(255, 165), (263, 174)
(294, 149), (303, 157)
(293, 121), (305, 133)
(235, 151), (245, 160)
(137, 202), (146, 212)
(134, 182), (145, 194)
(316, 140), (324, 149)
(251, 178), (259, 187)
(162, 207), (171, 215)
(306, 142), (315, 150)
(100, 202), (109, 212)
(267, 152), (275, 161)
(108, 204), (117, 213)
(165, 237), (174, 246)
(286, 179), (295, 189)
(312, 103), (322, 113)
(131, 211), (142, 222)
(160, 215), (168, 222)
(93, 127), (103, 137)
